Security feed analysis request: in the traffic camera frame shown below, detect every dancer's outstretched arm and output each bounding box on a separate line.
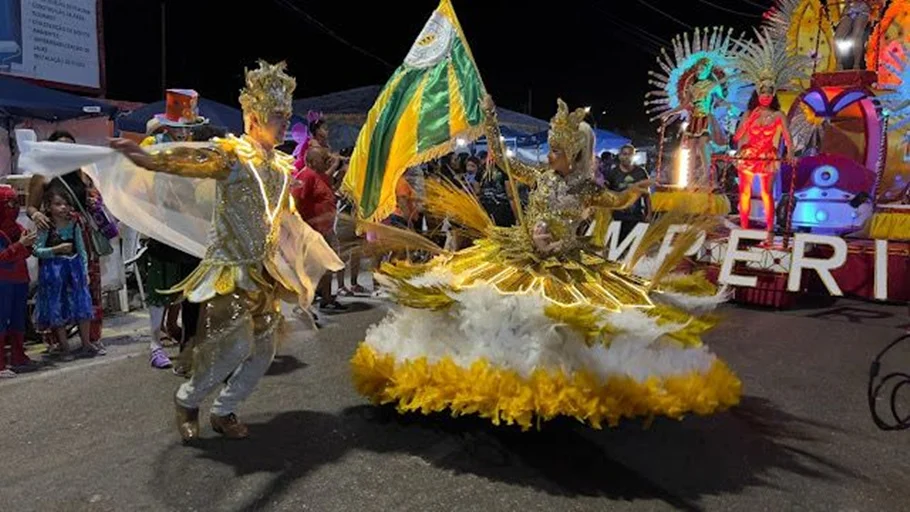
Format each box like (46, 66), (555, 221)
(481, 95), (542, 185)
(110, 138), (233, 180)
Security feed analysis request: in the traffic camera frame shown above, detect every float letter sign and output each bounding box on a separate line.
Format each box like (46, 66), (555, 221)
(875, 240), (888, 301)
(718, 230), (767, 288)
(788, 234), (848, 295)
(656, 224), (707, 262)
(605, 221), (648, 266)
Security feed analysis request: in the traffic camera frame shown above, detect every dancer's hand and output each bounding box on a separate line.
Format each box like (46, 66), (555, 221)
(482, 94), (495, 111)
(20, 231), (37, 248)
(532, 222), (555, 253)
(631, 179), (655, 194)
(110, 138), (155, 170)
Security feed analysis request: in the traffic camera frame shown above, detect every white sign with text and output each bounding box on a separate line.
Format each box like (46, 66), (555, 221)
(0, 0), (100, 89)
(604, 221), (897, 300)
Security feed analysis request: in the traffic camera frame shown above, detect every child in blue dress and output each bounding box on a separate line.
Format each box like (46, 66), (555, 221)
(34, 186), (103, 359)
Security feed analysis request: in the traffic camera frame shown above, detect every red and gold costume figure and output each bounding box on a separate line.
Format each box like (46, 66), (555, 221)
(733, 29), (807, 245)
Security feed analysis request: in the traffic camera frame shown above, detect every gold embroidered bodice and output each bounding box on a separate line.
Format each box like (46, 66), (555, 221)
(147, 134), (296, 303)
(482, 106), (640, 254)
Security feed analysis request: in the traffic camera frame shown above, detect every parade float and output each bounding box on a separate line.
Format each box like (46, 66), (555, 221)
(636, 0), (910, 307)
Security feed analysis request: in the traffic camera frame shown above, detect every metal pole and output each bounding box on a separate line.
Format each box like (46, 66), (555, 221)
(783, 157), (799, 250)
(161, 1), (166, 94)
(656, 122), (666, 183)
(871, 112), (889, 207)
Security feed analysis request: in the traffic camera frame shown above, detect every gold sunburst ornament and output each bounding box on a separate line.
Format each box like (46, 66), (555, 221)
(238, 60), (297, 120)
(548, 99), (588, 161)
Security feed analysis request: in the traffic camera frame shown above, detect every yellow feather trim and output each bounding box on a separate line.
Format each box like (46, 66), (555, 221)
(351, 344), (742, 431)
(661, 271), (718, 297)
(544, 303), (617, 346)
(647, 304), (717, 348)
(424, 178), (494, 237)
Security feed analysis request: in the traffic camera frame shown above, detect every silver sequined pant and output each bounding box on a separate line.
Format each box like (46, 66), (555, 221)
(175, 291), (281, 416)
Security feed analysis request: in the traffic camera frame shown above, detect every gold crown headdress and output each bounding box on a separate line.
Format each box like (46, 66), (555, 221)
(548, 99), (588, 160)
(239, 60), (296, 120)
(734, 28), (809, 93)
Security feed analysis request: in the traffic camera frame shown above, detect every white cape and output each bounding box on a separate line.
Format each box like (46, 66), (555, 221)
(17, 139), (343, 307)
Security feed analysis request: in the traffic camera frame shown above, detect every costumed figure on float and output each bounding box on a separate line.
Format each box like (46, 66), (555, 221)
(646, 27), (744, 185)
(350, 93), (742, 430)
(732, 29), (808, 245)
(18, 61), (344, 442)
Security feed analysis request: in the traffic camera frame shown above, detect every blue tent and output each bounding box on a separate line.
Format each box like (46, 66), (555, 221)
(116, 97), (243, 135)
(0, 75), (116, 122)
(593, 128), (631, 154)
(293, 85), (549, 150)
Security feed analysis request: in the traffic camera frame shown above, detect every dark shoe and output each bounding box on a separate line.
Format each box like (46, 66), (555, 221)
(172, 362), (190, 378)
(210, 413), (249, 439)
(174, 397), (200, 442)
(320, 300), (349, 312)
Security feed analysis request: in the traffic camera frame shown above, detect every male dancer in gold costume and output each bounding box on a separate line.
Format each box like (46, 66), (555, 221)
(112, 61), (342, 441)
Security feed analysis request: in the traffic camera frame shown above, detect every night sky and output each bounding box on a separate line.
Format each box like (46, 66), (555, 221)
(102, 0), (770, 138)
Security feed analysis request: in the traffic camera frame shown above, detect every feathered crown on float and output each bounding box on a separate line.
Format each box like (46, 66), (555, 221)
(548, 99), (588, 160)
(239, 60), (296, 120)
(734, 28), (810, 93)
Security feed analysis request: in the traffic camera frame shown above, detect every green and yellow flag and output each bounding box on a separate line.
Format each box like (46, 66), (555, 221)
(343, 0), (486, 223)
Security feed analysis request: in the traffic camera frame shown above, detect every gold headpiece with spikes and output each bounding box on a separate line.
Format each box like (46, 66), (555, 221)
(548, 99), (588, 160)
(239, 60), (296, 120)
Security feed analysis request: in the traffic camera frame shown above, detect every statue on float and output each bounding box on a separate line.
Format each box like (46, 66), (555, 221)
(835, 0), (884, 70)
(645, 27), (745, 185)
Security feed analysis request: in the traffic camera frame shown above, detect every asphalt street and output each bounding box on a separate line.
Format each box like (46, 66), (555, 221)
(1, 297), (909, 512)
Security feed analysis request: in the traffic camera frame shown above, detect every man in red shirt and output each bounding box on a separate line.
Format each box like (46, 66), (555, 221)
(0, 185), (38, 377)
(291, 146), (347, 311)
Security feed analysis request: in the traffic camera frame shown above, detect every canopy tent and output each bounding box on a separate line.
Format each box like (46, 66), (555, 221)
(0, 75), (117, 176)
(115, 97), (243, 135)
(593, 128), (632, 154)
(293, 85), (549, 151)
(0, 75), (117, 122)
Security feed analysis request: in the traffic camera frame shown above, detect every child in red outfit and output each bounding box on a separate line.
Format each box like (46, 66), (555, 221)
(0, 185), (37, 377)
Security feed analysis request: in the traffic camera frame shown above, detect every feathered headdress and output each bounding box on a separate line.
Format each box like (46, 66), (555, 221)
(879, 43), (910, 132)
(734, 28), (810, 93)
(645, 27), (743, 123)
(762, 0), (801, 41)
(548, 99), (588, 160)
(238, 60), (296, 120)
